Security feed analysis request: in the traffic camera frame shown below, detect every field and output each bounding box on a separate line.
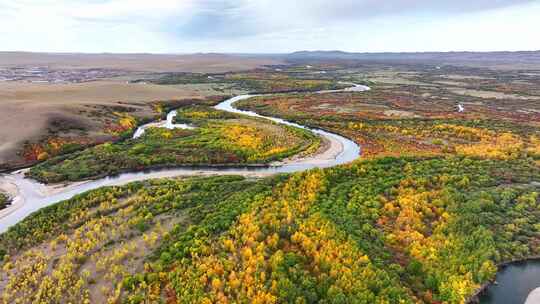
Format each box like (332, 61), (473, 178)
(1, 53), (540, 303)
(0, 52), (282, 73)
(2, 80), (244, 170)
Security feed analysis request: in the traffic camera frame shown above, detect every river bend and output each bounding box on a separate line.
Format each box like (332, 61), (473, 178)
(0, 84), (369, 232)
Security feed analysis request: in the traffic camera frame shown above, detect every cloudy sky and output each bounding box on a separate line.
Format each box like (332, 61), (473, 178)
(1, 0), (539, 53)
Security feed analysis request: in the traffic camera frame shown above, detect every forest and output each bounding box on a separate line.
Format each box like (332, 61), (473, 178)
(1, 157), (539, 303)
(1, 62), (540, 303)
(238, 100), (539, 160)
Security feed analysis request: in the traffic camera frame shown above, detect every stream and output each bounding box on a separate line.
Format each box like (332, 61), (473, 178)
(0, 84), (368, 232)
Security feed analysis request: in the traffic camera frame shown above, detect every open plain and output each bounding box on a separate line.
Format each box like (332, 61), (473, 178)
(0, 53), (281, 170)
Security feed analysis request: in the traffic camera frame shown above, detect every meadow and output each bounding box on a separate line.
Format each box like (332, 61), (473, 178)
(0, 80), (238, 172)
(0, 51), (282, 171)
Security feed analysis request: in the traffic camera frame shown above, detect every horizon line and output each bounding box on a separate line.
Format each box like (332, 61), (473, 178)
(1, 49), (540, 56)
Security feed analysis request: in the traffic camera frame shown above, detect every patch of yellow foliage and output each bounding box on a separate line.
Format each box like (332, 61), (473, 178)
(119, 117), (136, 130)
(527, 136), (540, 157)
(456, 133), (524, 159)
(160, 130), (173, 139)
(432, 124), (490, 141)
(255, 147), (288, 159)
(184, 111), (211, 119)
(224, 125), (263, 150)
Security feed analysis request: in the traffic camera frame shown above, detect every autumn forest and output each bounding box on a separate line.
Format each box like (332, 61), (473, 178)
(1, 58), (540, 304)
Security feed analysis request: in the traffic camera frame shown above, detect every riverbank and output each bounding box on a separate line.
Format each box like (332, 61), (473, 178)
(0, 181), (16, 214)
(0, 85), (366, 232)
(467, 256), (540, 303)
(0, 124), (344, 231)
(525, 287), (540, 304)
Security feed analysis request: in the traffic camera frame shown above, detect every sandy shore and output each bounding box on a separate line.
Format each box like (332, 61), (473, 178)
(273, 135), (342, 166)
(0, 176), (24, 220)
(0, 127), (346, 228)
(526, 287), (540, 304)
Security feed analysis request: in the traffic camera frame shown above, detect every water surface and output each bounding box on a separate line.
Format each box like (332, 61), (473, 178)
(480, 260), (540, 304)
(0, 85), (368, 232)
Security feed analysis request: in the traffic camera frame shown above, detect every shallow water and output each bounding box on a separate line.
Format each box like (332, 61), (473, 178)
(133, 110), (194, 139)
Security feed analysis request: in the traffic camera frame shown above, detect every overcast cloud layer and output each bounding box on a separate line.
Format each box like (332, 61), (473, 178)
(1, 0), (539, 53)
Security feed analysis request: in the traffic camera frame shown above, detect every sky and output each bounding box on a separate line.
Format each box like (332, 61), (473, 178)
(1, 0), (540, 53)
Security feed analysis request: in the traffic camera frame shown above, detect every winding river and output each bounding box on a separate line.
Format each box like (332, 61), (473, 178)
(0, 83), (538, 302)
(0, 84), (368, 233)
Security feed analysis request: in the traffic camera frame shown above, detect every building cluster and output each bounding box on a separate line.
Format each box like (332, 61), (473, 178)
(0, 66), (125, 83)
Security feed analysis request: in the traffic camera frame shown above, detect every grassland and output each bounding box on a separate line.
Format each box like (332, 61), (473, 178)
(0, 52), (282, 73)
(0, 80), (239, 171)
(0, 52), (281, 172)
(0, 67), (342, 171)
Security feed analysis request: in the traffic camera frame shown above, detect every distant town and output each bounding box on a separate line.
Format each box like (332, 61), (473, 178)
(0, 66), (126, 83)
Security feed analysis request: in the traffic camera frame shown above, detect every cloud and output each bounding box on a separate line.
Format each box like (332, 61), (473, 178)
(0, 0), (538, 53)
(0, 0), (179, 53)
(163, 0), (538, 42)
(292, 0), (536, 19)
(169, 2), (261, 39)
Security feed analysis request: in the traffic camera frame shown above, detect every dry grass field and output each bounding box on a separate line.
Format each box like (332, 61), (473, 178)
(0, 81), (202, 168)
(0, 52), (281, 73)
(0, 52), (281, 170)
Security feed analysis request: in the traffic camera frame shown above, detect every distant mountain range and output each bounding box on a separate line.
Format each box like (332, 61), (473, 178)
(286, 50), (540, 65)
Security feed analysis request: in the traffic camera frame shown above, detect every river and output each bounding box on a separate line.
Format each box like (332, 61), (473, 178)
(479, 260), (540, 304)
(0, 83), (537, 303)
(0, 84), (368, 233)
